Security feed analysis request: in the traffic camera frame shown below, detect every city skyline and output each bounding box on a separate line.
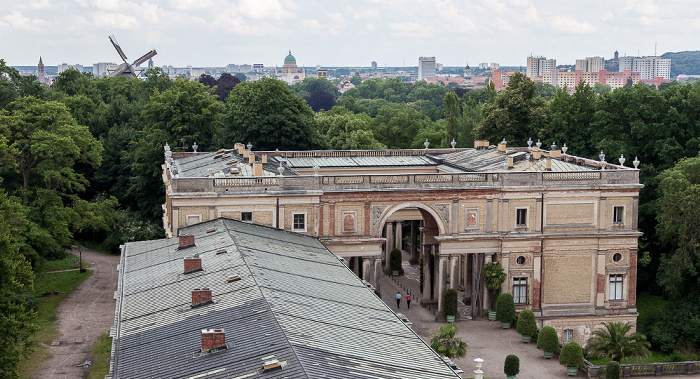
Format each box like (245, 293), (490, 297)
(0, 0), (697, 68)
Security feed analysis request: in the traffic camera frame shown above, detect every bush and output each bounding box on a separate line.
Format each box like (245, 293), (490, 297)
(504, 354), (520, 376)
(606, 361), (621, 379)
(483, 261), (506, 311)
(559, 341), (584, 368)
(496, 293), (516, 324)
(390, 248), (402, 274)
(374, 290), (381, 299)
(537, 326), (560, 353)
(444, 289), (458, 317)
(516, 309), (538, 338)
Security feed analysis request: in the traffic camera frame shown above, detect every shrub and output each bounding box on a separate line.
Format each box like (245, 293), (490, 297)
(444, 289), (458, 317)
(391, 248), (402, 274)
(559, 341), (584, 368)
(516, 309), (538, 338)
(430, 324), (468, 359)
(374, 290), (381, 299)
(504, 354), (520, 376)
(483, 261), (506, 311)
(537, 326), (560, 353)
(496, 293), (516, 324)
(606, 361), (621, 379)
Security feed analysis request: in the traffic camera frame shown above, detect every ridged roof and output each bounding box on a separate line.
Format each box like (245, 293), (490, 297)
(284, 50), (296, 63)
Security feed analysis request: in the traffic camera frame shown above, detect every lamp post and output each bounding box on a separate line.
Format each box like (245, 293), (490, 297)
(79, 245), (85, 273)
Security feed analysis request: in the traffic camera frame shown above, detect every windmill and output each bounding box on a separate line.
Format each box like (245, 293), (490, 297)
(107, 35), (157, 78)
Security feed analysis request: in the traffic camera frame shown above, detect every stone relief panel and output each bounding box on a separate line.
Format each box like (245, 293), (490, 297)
(342, 211), (357, 233)
(465, 208), (479, 230)
(434, 204), (450, 223)
(372, 205), (388, 228)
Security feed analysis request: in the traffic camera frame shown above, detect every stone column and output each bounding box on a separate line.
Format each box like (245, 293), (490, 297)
(172, 206), (179, 233)
(395, 221), (403, 251)
(278, 204), (285, 230)
(437, 255), (448, 313)
(483, 253), (492, 314)
(409, 220), (419, 264)
(501, 252), (510, 296)
(384, 223), (393, 264)
(533, 252), (542, 313)
(449, 256), (458, 290)
(599, 197), (607, 231)
(423, 245), (433, 300)
(629, 249), (638, 307)
(486, 199), (493, 233)
(362, 257), (371, 282)
(352, 257), (360, 276)
(373, 257), (381, 293)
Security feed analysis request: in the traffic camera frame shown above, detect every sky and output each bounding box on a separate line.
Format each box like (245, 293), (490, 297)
(1, 0), (698, 68)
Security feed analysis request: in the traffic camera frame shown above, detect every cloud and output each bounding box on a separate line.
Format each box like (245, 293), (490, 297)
(91, 11), (140, 29)
(236, 0), (291, 20)
(1, 10), (49, 32)
(549, 15), (596, 34)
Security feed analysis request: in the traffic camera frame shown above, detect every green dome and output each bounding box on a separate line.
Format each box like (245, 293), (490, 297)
(284, 50), (296, 63)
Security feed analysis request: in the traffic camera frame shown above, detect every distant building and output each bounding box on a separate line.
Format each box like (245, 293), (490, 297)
(371, 61), (378, 70)
(148, 58), (154, 70)
(317, 69), (328, 78)
(276, 50), (306, 84)
(544, 69), (643, 90)
(619, 56), (671, 80)
(57, 63), (83, 74)
(418, 56), (436, 80)
(478, 62), (489, 70)
(614, 50), (619, 61)
(437, 63), (444, 71)
(253, 64), (264, 73)
(37, 57), (46, 84)
(490, 63), (500, 70)
(93, 62), (117, 77)
(463, 64), (472, 77)
(491, 69), (518, 90)
(575, 57), (605, 72)
(526, 56), (556, 79)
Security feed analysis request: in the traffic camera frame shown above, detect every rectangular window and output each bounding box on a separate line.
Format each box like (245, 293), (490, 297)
(609, 274), (623, 300)
(516, 208), (528, 227)
(513, 277), (527, 304)
(563, 329), (573, 343)
(613, 206), (624, 224)
(241, 212), (252, 223)
(292, 213), (306, 231)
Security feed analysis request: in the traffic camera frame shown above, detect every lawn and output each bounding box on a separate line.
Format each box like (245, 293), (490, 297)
(34, 253), (89, 273)
(635, 292), (668, 336)
(19, 269), (93, 378)
(87, 333), (113, 379)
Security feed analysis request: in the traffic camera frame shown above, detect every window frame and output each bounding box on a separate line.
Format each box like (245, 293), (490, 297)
(292, 212), (307, 232)
(613, 206), (624, 225)
(563, 329), (573, 343)
(515, 208), (528, 228)
(241, 211), (252, 223)
(513, 277), (528, 305)
(185, 214), (202, 226)
(609, 274), (624, 301)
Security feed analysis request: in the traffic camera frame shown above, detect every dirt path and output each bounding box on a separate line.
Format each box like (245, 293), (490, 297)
(34, 247), (120, 379)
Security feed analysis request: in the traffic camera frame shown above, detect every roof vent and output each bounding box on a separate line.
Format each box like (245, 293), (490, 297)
(206, 227), (216, 233)
(263, 359), (281, 371)
(201, 329), (226, 352)
(184, 255), (203, 274)
(227, 274), (241, 282)
(216, 248), (227, 255)
(191, 288), (212, 308)
(178, 234), (195, 249)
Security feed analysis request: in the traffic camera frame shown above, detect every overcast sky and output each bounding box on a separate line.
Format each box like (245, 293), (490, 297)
(1, 0), (698, 68)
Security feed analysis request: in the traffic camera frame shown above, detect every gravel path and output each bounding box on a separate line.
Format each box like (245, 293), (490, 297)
(33, 247), (120, 379)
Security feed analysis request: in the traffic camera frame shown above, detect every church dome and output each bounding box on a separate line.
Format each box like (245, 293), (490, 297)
(284, 51), (296, 63)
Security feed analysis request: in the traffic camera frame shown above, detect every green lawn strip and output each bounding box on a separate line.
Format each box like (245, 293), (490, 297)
(75, 239), (114, 255)
(19, 270), (93, 378)
(635, 292), (668, 336)
(35, 254), (88, 273)
(87, 334), (113, 379)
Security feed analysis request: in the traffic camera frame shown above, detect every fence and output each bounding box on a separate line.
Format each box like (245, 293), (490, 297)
(582, 359), (700, 378)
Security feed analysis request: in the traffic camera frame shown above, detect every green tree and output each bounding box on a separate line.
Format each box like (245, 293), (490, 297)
(316, 108), (384, 150)
(585, 321), (651, 362)
(545, 81), (596, 157)
(482, 261), (506, 311)
(1, 59), (48, 109)
(593, 82), (612, 95)
(220, 77), (324, 150)
(373, 103), (432, 148)
(536, 82), (557, 100)
(476, 72), (548, 145)
(443, 92), (460, 144)
(429, 324), (468, 359)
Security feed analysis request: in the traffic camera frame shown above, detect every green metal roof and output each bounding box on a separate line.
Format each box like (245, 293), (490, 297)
(284, 51), (296, 63)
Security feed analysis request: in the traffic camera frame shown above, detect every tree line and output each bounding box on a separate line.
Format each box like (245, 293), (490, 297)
(1, 61), (699, 374)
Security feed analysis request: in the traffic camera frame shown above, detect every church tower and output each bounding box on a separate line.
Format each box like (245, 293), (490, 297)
(38, 57), (46, 84)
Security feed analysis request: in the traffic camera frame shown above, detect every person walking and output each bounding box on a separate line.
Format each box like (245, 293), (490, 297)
(406, 293), (411, 309)
(395, 292), (401, 308)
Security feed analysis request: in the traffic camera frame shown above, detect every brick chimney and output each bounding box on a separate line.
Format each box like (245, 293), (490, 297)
(191, 288), (212, 307)
(201, 329), (226, 352)
(253, 162), (263, 176)
(507, 156), (514, 168)
(235, 143), (245, 154)
(497, 138), (507, 153)
(261, 154), (268, 163)
(184, 255), (202, 274)
(474, 140), (489, 150)
(179, 234), (195, 249)
(546, 157), (552, 171)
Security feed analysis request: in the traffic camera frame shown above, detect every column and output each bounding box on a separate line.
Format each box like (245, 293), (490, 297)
(533, 252), (542, 313)
(632, 196), (639, 229)
(501, 252), (510, 296)
(409, 220), (419, 264)
(373, 257), (381, 293)
(629, 249), (638, 307)
(423, 245), (432, 300)
(172, 206), (179, 233)
(208, 206), (215, 221)
(384, 223), (393, 264)
(362, 258), (371, 282)
(395, 221), (403, 251)
(314, 204), (320, 236)
(449, 256), (458, 290)
(278, 204), (285, 230)
(486, 199), (493, 233)
(352, 257), (360, 276)
(329, 203), (336, 235)
(599, 197), (607, 231)
(452, 200), (459, 234)
(437, 255), (448, 313)
(535, 197), (543, 232)
(483, 253), (492, 313)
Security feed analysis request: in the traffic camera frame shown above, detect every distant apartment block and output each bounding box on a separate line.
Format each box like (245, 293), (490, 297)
(490, 63), (500, 70)
(371, 61), (378, 70)
(418, 57), (436, 80)
(57, 63), (84, 74)
(619, 56), (671, 80)
(575, 57), (605, 72)
(491, 69), (518, 91)
(478, 62), (488, 70)
(526, 56), (556, 79)
(544, 69), (642, 89)
(93, 62), (117, 77)
(253, 64), (264, 73)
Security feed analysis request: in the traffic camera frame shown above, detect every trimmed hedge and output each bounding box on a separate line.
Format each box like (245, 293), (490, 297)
(536, 325), (559, 353)
(496, 293), (516, 324)
(504, 354), (520, 376)
(444, 289), (458, 317)
(516, 309), (538, 338)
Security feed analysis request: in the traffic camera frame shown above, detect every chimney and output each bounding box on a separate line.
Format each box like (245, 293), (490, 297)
(236, 143), (245, 154)
(179, 233), (195, 249)
(507, 156), (514, 168)
(550, 149), (562, 158)
(191, 288), (212, 307)
(497, 138), (507, 153)
(253, 162), (263, 176)
(247, 152), (255, 164)
(261, 154), (268, 163)
(201, 328), (226, 352)
(546, 158), (552, 171)
(184, 255), (202, 274)
(474, 140), (489, 150)
(532, 149), (542, 160)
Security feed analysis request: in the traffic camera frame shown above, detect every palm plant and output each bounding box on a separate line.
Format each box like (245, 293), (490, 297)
(482, 261), (506, 311)
(430, 324), (468, 359)
(585, 321), (651, 363)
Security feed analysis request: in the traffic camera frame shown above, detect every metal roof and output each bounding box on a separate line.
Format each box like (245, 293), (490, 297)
(277, 155), (440, 169)
(174, 150), (296, 178)
(111, 219), (461, 378)
(432, 149), (592, 172)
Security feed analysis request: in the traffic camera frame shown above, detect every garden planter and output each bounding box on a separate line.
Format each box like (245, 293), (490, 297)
(543, 351), (554, 359)
(488, 311), (497, 320)
(506, 376), (516, 379)
(501, 322), (511, 329)
(521, 335), (531, 343)
(392, 270), (399, 276)
(566, 366), (578, 376)
(446, 315), (455, 323)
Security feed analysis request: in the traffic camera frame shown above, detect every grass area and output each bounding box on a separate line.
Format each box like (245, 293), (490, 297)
(19, 270), (93, 378)
(35, 254), (88, 273)
(635, 292), (668, 336)
(87, 334), (113, 379)
(587, 349), (699, 365)
(76, 240), (115, 255)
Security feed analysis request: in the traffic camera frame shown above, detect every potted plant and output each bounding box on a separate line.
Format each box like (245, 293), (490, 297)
(559, 341), (584, 376)
(443, 289), (458, 323)
(516, 309), (537, 343)
(496, 293), (516, 329)
(482, 261), (506, 321)
(429, 324), (468, 359)
(391, 248), (402, 276)
(504, 354), (519, 379)
(606, 361), (621, 379)
(536, 325), (559, 359)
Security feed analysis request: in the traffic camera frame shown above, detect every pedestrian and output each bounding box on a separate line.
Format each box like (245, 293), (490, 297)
(395, 292), (401, 308)
(406, 293), (411, 309)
